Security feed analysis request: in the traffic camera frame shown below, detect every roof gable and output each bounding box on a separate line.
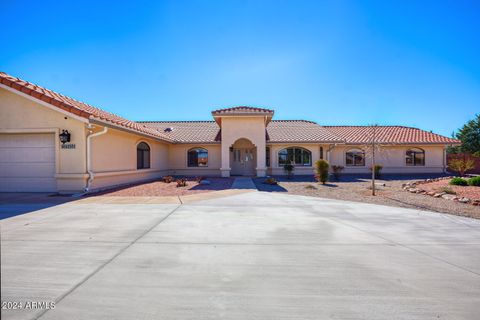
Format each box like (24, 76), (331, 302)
(0, 72), (172, 142)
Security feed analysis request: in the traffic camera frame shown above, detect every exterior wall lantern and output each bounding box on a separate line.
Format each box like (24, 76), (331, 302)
(59, 130), (71, 144)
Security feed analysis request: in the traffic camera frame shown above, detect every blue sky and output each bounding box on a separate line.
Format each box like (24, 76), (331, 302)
(1, 0), (479, 136)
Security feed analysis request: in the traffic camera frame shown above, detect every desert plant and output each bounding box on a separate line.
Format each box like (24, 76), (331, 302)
(331, 165), (344, 180)
(449, 177), (468, 186)
(263, 177), (278, 185)
(283, 164), (295, 179)
(448, 158), (475, 177)
(315, 159), (329, 185)
(439, 186), (457, 195)
(176, 178), (188, 187)
(467, 176), (480, 187)
(369, 164), (383, 179)
(162, 176), (175, 183)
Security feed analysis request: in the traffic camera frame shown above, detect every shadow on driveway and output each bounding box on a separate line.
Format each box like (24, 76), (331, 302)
(0, 193), (76, 219)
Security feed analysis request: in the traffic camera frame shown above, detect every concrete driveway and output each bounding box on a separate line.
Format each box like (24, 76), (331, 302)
(1, 191), (480, 320)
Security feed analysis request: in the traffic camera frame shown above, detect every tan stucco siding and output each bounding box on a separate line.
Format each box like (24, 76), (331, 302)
(0, 87), (88, 191)
(220, 117), (267, 176)
(168, 144), (221, 176)
(89, 127), (170, 190)
(329, 145), (446, 173)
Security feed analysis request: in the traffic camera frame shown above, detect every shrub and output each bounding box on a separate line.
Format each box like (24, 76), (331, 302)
(467, 176), (480, 187)
(448, 158), (475, 177)
(305, 184), (317, 190)
(283, 164), (295, 179)
(331, 165), (344, 180)
(440, 187), (456, 195)
(263, 177), (278, 185)
(315, 159), (329, 185)
(449, 177), (468, 186)
(369, 164), (383, 179)
(162, 176), (174, 183)
(176, 178), (188, 187)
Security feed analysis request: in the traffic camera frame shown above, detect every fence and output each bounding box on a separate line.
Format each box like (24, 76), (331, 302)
(447, 153), (480, 174)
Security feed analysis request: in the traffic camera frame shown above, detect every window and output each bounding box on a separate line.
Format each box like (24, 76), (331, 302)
(188, 148), (208, 167)
(320, 146), (324, 160)
(346, 149), (365, 166)
(137, 142), (150, 169)
(278, 147), (312, 166)
(266, 147), (270, 167)
(406, 148), (425, 166)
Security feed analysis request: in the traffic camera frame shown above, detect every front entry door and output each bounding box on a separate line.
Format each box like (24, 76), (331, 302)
(231, 148), (256, 176)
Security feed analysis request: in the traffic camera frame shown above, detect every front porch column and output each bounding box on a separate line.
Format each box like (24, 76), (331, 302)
(256, 142), (267, 177)
(220, 143), (231, 177)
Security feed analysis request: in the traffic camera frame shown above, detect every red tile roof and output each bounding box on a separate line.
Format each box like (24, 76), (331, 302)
(212, 106), (274, 115)
(324, 126), (460, 145)
(141, 121), (221, 143)
(0, 72), (173, 142)
(141, 120), (344, 143)
(1, 72), (459, 145)
(267, 121), (343, 143)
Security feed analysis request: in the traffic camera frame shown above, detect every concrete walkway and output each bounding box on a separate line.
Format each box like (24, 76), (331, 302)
(1, 192), (480, 320)
(231, 177), (257, 189)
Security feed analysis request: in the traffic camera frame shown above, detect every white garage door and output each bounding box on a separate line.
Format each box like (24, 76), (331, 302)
(0, 133), (57, 192)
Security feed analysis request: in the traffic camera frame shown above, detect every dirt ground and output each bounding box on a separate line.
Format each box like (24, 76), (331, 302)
(254, 175), (480, 219)
(89, 177), (234, 197)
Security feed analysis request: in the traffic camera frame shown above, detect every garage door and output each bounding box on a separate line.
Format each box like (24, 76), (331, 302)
(0, 133), (56, 192)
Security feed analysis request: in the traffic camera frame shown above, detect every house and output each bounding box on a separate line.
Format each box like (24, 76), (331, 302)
(0, 72), (460, 193)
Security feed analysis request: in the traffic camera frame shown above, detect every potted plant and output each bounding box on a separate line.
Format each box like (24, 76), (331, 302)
(331, 165), (344, 180)
(283, 164), (295, 179)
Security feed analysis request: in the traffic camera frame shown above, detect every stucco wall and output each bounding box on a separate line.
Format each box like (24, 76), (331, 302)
(0, 87), (88, 191)
(168, 143), (221, 176)
(89, 127), (170, 190)
(329, 145), (446, 173)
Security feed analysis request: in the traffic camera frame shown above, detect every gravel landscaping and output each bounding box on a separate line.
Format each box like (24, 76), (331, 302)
(254, 174), (480, 219)
(90, 177), (234, 197)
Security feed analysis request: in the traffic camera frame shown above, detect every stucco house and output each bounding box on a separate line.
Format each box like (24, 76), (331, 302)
(0, 72), (460, 193)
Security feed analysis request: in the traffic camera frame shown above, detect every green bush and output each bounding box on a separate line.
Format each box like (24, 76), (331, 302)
(450, 177), (468, 186)
(467, 176), (480, 187)
(315, 159), (329, 185)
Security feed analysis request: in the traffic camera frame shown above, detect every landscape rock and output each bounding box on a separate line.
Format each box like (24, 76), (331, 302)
(458, 197), (470, 203)
(441, 194), (456, 201)
(433, 192), (446, 198)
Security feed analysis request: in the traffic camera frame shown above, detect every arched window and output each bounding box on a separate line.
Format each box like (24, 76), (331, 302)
(406, 148), (425, 166)
(188, 148), (208, 167)
(137, 142), (150, 169)
(346, 149), (365, 166)
(278, 147), (312, 166)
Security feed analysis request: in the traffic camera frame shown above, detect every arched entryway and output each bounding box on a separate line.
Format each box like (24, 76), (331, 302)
(230, 138), (256, 176)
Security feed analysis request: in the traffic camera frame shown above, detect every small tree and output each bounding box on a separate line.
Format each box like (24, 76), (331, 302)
(315, 159), (329, 184)
(455, 114), (480, 154)
(283, 164), (294, 179)
(448, 158), (475, 177)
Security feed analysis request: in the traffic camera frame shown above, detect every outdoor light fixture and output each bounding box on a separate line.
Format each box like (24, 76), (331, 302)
(59, 130), (71, 144)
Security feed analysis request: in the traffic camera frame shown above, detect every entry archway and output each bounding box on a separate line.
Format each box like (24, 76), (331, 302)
(230, 138), (256, 176)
